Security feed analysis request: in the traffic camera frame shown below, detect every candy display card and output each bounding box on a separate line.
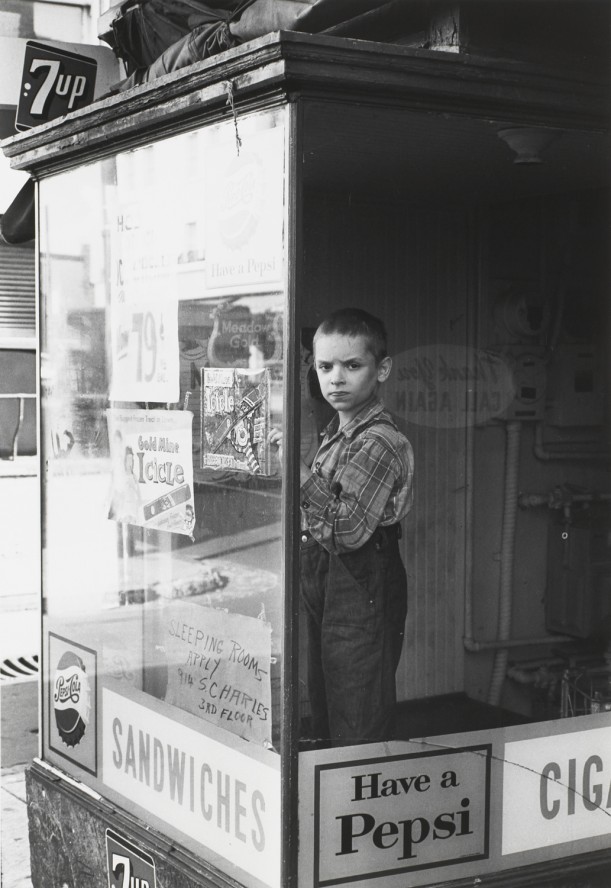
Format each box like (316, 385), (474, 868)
(201, 367), (271, 474)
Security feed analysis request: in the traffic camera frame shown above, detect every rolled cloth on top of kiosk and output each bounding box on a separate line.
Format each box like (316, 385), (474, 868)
(100, 0), (396, 89)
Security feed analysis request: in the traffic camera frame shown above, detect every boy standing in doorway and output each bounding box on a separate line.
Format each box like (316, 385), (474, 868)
(299, 308), (414, 747)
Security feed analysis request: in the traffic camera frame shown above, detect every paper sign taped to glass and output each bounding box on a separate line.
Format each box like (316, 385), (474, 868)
(164, 600), (273, 747)
(106, 408), (195, 536)
(204, 123), (284, 293)
(109, 298), (180, 403)
(201, 367), (271, 473)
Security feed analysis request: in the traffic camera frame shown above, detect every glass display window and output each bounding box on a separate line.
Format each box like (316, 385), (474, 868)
(8, 27), (607, 888)
(40, 107), (288, 888)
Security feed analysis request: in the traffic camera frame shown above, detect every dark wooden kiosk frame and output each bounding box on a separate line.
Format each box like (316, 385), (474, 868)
(4, 28), (610, 888)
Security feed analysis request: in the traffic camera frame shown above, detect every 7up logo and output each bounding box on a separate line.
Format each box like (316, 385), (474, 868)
(16, 41), (97, 132)
(106, 830), (156, 888)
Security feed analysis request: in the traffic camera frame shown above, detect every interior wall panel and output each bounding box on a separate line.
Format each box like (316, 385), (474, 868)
(303, 194), (472, 703)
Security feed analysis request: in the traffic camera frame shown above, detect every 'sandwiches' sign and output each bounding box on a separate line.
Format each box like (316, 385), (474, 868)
(103, 688), (281, 887)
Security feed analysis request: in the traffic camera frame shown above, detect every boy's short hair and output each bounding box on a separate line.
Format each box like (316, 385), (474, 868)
(314, 308), (388, 363)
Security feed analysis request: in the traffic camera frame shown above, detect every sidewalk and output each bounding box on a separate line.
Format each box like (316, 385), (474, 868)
(1, 676), (38, 888)
(1, 463), (40, 888)
(1, 766), (32, 888)
(1, 673), (37, 888)
(0, 465), (39, 624)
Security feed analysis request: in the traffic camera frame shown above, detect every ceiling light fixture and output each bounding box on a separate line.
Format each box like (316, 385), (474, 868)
(496, 126), (562, 164)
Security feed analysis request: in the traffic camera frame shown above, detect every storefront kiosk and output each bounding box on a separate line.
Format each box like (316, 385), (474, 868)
(3, 27), (611, 888)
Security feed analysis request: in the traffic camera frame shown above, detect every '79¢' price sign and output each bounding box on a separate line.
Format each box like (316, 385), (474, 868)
(110, 300), (180, 404)
(15, 41), (97, 132)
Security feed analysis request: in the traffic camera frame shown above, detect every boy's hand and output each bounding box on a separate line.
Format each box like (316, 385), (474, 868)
(268, 428), (283, 460)
(269, 428), (313, 485)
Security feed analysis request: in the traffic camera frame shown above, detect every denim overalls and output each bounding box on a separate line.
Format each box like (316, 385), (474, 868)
(300, 523), (407, 747)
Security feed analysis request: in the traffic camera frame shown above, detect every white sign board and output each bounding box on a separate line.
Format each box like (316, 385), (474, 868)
(310, 745), (490, 886)
(502, 725), (611, 854)
(103, 688), (281, 888)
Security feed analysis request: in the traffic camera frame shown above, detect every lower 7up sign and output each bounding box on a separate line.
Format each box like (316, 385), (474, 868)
(16, 41), (97, 131)
(106, 829), (156, 888)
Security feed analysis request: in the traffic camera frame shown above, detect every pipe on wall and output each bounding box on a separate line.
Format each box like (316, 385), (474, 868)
(464, 633), (569, 653)
(462, 433), (575, 656)
(462, 342), (569, 656)
(533, 423), (610, 462)
(462, 212), (572, 671)
(487, 420), (522, 706)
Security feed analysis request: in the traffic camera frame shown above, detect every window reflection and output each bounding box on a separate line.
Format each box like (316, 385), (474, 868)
(40, 114), (286, 755)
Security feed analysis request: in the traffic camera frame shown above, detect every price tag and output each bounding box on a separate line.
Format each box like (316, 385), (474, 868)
(106, 829), (156, 888)
(16, 41), (97, 131)
(110, 300), (179, 403)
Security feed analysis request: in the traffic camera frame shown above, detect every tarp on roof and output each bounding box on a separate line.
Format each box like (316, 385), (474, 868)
(104, 0), (396, 89)
(3, 0), (398, 242)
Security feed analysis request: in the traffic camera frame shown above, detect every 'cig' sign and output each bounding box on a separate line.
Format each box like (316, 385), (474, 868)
(16, 41), (97, 131)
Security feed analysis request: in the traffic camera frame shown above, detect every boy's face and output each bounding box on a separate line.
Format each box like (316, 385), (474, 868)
(314, 332), (391, 426)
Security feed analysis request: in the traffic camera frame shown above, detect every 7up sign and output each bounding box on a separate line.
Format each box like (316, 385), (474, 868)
(106, 829), (156, 888)
(16, 41), (97, 131)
